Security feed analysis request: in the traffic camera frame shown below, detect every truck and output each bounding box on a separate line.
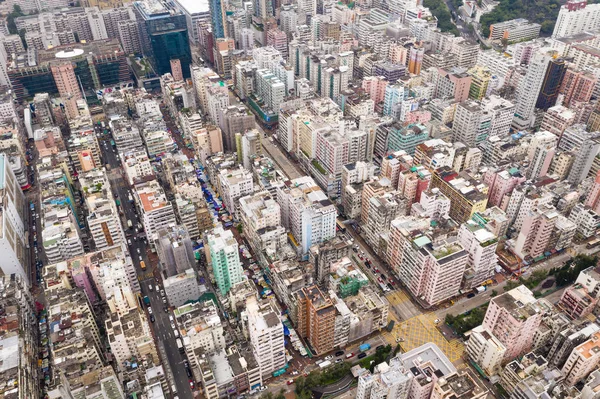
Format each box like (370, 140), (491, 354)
(386, 320), (395, 332)
(475, 286), (486, 294)
(359, 343), (371, 352)
(318, 360), (331, 369)
(127, 220), (132, 228)
(143, 296), (150, 306)
(176, 338), (184, 353)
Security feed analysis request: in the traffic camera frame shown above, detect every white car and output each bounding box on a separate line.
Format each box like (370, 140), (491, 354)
(137, 248), (141, 254)
(139, 256), (143, 261)
(128, 239), (132, 245)
(324, 355), (333, 361)
(147, 307), (153, 315)
(170, 322), (176, 330)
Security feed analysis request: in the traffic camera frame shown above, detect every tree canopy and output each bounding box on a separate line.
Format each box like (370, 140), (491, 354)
(423, 0), (460, 36)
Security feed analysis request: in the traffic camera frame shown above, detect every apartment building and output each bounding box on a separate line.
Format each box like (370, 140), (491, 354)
(569, 203), (600, 239)
(134, 180), (177, 242)
(562, 332), (600, 385)
(244, 297), (286, 377)
(295, 285), (336, 355)
(489, 19), (541, 43)
(429, 167), (489, 224)
(219, 166), (254, 217)
(0, 153), (28, 283)
(457, 220), (498, 289)
(238, 191), (286, 257)
(387, 217), (468, 308)
(277, 176), (337, 255)
(79, 169), (125, 250)
(480, 285), (549, 361)
(0, 275), (39, 399)
(206, 226), (244, 295)
(122, 148), (153, 185)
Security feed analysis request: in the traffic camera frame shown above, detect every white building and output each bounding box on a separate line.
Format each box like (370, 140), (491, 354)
(513, 50), (553, 129)
(79, 169), (125, 250)
(244, 297), (286, 378)
(277, 176), (337, 255)
(457, 220), (499, 289)
(219, 166), (254, 217)
(410, 188), (451, 219)
(134, 180), (177, 242)
(163, 268), (203, 307)
(122, 148), (154, 185)
(466, 325), (507, 376)
(553, 0), (600, 38)
(0, 154), (28, 283)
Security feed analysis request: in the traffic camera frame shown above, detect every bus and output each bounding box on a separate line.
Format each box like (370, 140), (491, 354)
(140, 261), (146, 270)
(336, 219), (346, 233)
(587, 238), (600, 249)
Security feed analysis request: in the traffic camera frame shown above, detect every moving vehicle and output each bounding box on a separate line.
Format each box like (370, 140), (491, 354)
(357, 352), (367, 359)
(176, 338), (184, 353)
(345, 353), (354, 359)
(127, 220), (133, 228)
(143, 296), (150, 306)
(335, 350), (345, 357)
(287, 380), (294, 385)
(140, 261), (146, 270)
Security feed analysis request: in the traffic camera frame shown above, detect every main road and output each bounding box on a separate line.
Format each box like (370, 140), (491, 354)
(98, 125), (193, 398)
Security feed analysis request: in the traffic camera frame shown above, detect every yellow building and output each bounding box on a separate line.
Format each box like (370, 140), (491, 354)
(467, 66), (492, 100)
(430, 167), (488, 223)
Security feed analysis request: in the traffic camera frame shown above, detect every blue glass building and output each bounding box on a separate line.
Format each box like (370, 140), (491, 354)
(134, 0), (192, 79)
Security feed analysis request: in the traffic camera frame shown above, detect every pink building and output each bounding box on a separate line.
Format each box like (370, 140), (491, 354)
(585, 170), (600, 213)
(170, 59), (183, 82)
(267, 29), (288, 58)
(405, 110), (432, 125)
(481, 285), (547, 361)
(436, 68), (472, 103)
(560, 68), (597, 108)
(51, 63), (82, 119)
(484, 167), (526, 207)
(362, 76), (388, 105)
(381, 150), (412, 189)
(512, 205), (557, 259)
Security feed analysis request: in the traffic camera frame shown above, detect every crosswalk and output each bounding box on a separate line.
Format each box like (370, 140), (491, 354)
(382, 311), (465, 362)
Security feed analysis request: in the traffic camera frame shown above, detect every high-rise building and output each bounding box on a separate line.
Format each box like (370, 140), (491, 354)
(245, 297), (286, 377)
(134, 179), (177, 241)
(527, 130), (557, 180)
(513, 50), (554, 129)
(387, 217), (468, 308)
(568, 136), (600, 184)
(79, 169), (125, 250)
(535, 57), (567, 110)
(0, 154), (28, 284)
(209, 0), (227, 38)
(295, 285), (336, 355)
(479, 285), (548, 361)
(458, 220), (498, 289)
(560, 68), (597, 107)
(156, 225), (196, 277)
(552, 0), (600, 38)
(429, 167), (489, 224)
(207, 226), (244, 295)
(133, 0), (192, 78)
(561, 332), (600, 385)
